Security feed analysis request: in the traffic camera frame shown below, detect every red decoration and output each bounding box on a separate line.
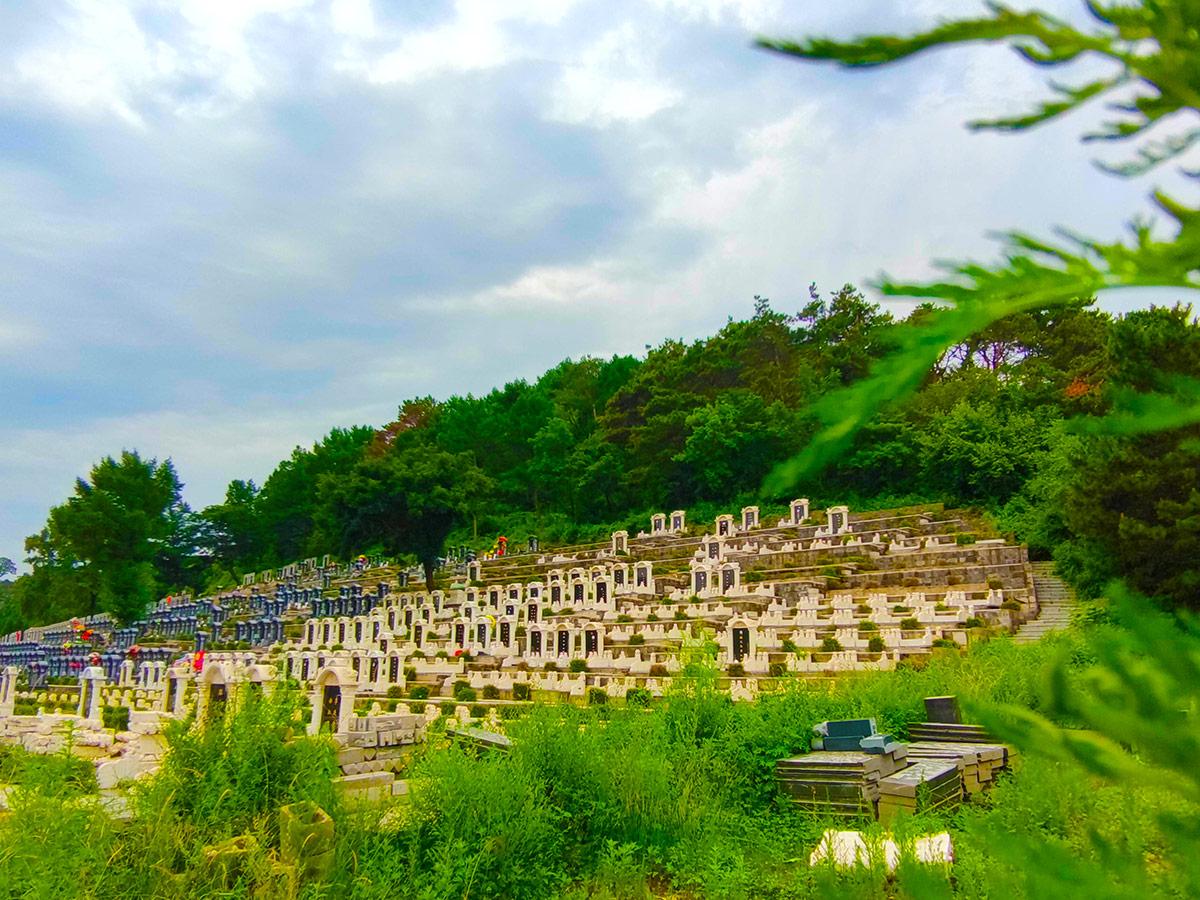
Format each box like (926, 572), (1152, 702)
(193, 650), (205, 672)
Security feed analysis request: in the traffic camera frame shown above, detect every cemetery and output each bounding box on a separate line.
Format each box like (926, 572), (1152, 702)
(0, 499), (1060, 838)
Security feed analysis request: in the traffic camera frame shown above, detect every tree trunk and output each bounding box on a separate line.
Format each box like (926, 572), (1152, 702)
(423, 557), (436, 592)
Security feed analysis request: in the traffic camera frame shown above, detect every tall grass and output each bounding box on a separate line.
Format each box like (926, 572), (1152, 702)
(0, 628), (1193, 899)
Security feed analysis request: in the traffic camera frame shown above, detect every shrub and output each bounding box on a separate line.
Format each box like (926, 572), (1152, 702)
(768, 662), (787, 678)
(647, 613), (660, 622)
(331, 644), (344, 651)
(727, 663), (746, 677)
(1002, 599), (1022, 611)
(468, 704), (487, 719)
(410, 701), (426, 715)
(628, 634), (645, 645)
(497, 704), (523, 720)
(987, 577), (1004, 590)
(616, 615), (633, 623)
(744, 571), (766, 583)
(586, 687), (608, 706)
(101, 705), (130, 732)
(625, 686), (652, 707)
(900, 617), (921, 631)
(932, 638), (960, 650)
(935, 602), (950, 611)
(648, 664), (669, 677)
(965, 617), (985, 628)
(410, 651), (426, 659)
(543, 662), (558, 671)
(387, 685), (405, 698)
(403, 666), (417, 682)
(947, 576), (962, 586)
(511, 683), (532, 701)
(435, 650), (449, 659)
(955, 533), (977, 545)
(868, 636), (886, 653)
(892, 605), (911, 613)
(568, 659), (588, 674)
(452, 682), (477, 702)
(780, 639), (799, 654)
(481, 685), (500, 700)
(820, 637), (843, 653)
(673, 610), (689, 621)
(902, 578), (921, 587)
(856, 603), (872, 614)
(439, 701), (456, 715)
(409, 685), (430, 700)
(858, 621), (878, 632)
(661, 598), (675, 606)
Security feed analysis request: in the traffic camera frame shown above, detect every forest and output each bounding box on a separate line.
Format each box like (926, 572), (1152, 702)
(4, 287), (1199, 630)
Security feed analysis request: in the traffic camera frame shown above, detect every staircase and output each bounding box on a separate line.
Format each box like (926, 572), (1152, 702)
(1014, 561), (1075, 643)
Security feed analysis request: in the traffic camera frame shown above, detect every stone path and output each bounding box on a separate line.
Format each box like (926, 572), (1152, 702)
(1015, 562), (1075, 644)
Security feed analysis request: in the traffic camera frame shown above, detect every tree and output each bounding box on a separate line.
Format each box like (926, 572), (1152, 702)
(24, 451), (184, 623)
(0, 558), (14, 579)
(319, 446), (492, 589)
(199, 479), (267, 570)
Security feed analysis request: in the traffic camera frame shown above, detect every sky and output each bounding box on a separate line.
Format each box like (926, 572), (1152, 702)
(1, 0), (1195, 569)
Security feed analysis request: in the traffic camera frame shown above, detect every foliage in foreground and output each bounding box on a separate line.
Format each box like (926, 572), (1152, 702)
(1, 627), (1196, 900)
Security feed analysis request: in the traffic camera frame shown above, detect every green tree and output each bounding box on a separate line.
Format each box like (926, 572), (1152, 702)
(26, 451), (184, 623)
(199, 479), (267, 570)
(318, 446), (492, 589)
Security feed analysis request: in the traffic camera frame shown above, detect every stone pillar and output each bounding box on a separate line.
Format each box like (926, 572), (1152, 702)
(80, 666), (106, 722)
(0, 665), (18, 715)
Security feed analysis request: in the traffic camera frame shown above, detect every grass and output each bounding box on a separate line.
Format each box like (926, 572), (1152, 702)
(0, 628), (1194, 898)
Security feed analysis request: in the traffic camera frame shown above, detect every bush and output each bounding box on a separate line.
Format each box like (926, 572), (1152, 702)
(440, 701), (456, 715)
(955, 533), (977, 545)
(768, 662), (787, 678)
(727, 663), (746, 677)
(673, 610), (689, 621)
(868, 636), (886, 653)
(820, 637), (843, 653)
(625, 686), (652, 707)
(932, 638), (960, 650)
(568, 659), (588, 673)
(468, 703), (487, 719)
(511, 683), (532, 701)
(987, 577), (1004, 590)
(856, 603), (872, 615)
(409, 685), (430, 700)
(628, 634), (645, 645)
(900, 617), (921, 631)
(101, 705), (130, 732)
(858, 621), (878, 632)
(497, 704), (524, 720)
(435, 650), (449, 659)
(935, 602), (950, 611)
(965, 617), (985, 628)
(616, 615), (633, 623)
(453, 682), (477, 702)
(387, 685), (405, 698)
(543, 662), (558, 671)
(403, 666), (417, 682)
(410, 701), (426, 715)
(1002, 599), (1023, 611)
(586, 687), (608, 706)
(647, 613), (660, 622)
(780, 638), (799, 654)
(892, 605), (911, 614)
(481, 684), (500, 700)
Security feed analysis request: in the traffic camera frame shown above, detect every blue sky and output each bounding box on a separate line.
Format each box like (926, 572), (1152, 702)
(1, 0), (1196, 568)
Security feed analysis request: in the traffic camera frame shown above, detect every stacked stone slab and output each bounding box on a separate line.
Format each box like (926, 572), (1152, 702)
(877, 759), (963, 823)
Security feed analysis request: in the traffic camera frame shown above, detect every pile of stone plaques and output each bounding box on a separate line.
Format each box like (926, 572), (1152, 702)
(904, 741), (1011, 795)
(776, 719), (909, 819)
(877, 758), (963, 823)
(906, 722), (996, 743)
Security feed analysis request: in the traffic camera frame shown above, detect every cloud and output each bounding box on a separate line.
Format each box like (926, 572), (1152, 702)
(0, 0), (1187, 571)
